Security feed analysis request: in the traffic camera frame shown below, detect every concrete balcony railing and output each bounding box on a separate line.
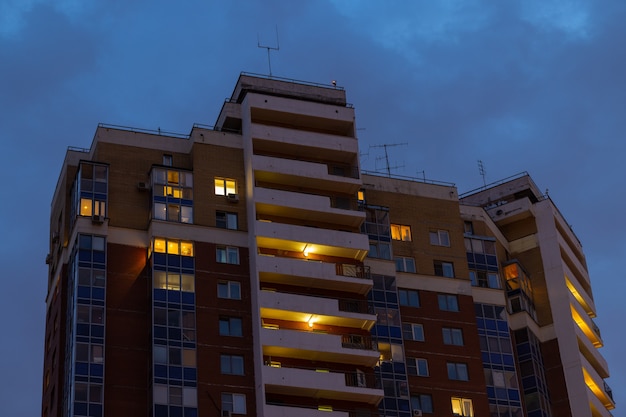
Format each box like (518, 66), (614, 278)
(252, 154), (362, 194)
(255, 187), (365, 229)
(255, 220), (369, 261)
(263, 404), (350, 417)
(262, 365), (384, 404)
(260, 328), (380, 367)
(259, 290), (376, 330)
(257, 255), (373, 295)
(575, 324), (610, 379)
(581, 355), (616, 411)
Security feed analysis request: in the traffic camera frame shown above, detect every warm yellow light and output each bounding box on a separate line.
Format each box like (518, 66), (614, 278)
(303, 244), (309, 257)
(308, 315), (316, 328)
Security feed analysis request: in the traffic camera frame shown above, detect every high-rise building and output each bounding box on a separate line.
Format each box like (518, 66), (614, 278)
(42, 73), (615, 417)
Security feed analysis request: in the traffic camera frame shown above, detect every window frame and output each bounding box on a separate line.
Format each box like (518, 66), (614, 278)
(220, 354), (244, 375)
(438, 294), (459, 312)
(216, 211), (238, 230)
(447, 362), (469, 381)
(402, 323), (425, 341)
(407, 357), (429, 377)
(411, 394), (434, 413)
(434, 260), (455, 278)
(399, 289), (420, 307)
(395, 256), (416, 273)
(221, 392), (246, 414)
(219, 317), (243, 337)
(391, 224), (412, 241)
(217, 281), (241, 300)
(429, 229), (450, 246)
(442, 327), (464, 346)
(214, 178), (237, 196)
(451, 397), (474, 417)
(217, 246), (240, 265)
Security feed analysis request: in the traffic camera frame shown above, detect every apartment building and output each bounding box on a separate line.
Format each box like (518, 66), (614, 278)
(42, 73), (614, 417)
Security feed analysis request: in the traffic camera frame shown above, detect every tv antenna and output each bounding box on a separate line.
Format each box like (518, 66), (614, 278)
(370, 143), (408, 176)
(478, 160), (487, 187)
(258, 26), (280, 77)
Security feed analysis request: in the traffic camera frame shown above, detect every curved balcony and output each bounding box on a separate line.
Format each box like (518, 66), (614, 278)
(258, 255), (372, 295)
(262, 365), (383, 405)
(261, 328), (379, 367)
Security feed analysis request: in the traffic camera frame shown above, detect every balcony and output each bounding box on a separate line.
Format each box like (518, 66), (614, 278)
(259, 290), (376, 330)
(571, 303), (602, 347)
(260, 328), (379, 366)
(264, 404), (350, 417)
(252, 154), (361, 194)
(255, 221), (369, 260)
(262, 365), (384, 404)
(582, 361), (616, 411)
(257, 256), (372, 295)
(255, 187), (365, 229)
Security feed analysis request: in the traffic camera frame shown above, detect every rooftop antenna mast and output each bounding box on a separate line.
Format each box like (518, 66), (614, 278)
(478, 160), (487, 188)
(258, 26), (280, 77)
(370, 143), (408, 176)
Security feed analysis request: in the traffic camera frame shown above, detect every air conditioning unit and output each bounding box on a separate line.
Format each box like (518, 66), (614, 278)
(92, 215), (105, 224)
(221, 410), (232, 417)
(227, 193), (239, 203)
(413, 410), (423, 417)
(137, 181), (150, 191)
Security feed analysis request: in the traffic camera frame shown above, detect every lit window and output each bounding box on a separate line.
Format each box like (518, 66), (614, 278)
(399, 289), (420, 307)
(180, 241), (194, 256)
(402, 323), (424, 341)
(429, 230), (450, 246)
(219, 317), (243, 337)
(391, 224), (412, 241)
(442, 328), (464, 346)
(407, 358), (429, 376)
(411, 394), (433, 414)
(357, 190), (365, 202)
(216, 211), (238, 230)
(395, 257), (416, 273)
(217, 246), (239, 264)
(221, 354), (244, 375)
(447, 362), (469, 380)
(434, 260), (454, 277)
(438, 294), (459, 311)
(154, 238), (166, 253)
(74, 163), (107, 220)
(152, 168), (193, 223)
(215, 178), (237, 196)
(218, 281), (241, 299)
(222, 393), (246, 414)
(451, 397), (474, 417)
(168, 240), (180, 255)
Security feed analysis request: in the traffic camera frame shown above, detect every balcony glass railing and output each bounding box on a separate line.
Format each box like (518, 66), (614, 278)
(336, 264), (371, 279)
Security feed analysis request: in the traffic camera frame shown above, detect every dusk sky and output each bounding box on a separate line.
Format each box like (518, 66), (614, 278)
(1, 1), (624, 415)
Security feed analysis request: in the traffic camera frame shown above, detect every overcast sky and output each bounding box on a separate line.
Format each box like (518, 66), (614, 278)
(1, 1), (624, 415)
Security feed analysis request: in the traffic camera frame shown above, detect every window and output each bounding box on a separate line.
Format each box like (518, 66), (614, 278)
(219, 317), (242, 337)
(411, 394), (433, 413)
(464, 221), (474, 234)
(469, 271), (500, 289)
(399, 289), (420, 307)
(218, 281), (241, 300)
(152, 168), (193, 223)
(442, 328), (464, 346)
(429, 230), (450, 246)
(221, 354), (244, 375)
(451, 397), (474, 417)
(368, 242), (391, 260)
(73, 163), (108, 220)
(434, 260), (454, 277)
(402, 323), (424, 341)
(391, 224), (412, 241)
(222, 393), (246, 414)
(395, 257), (416, 273)
(215, 178), (237, 196)
(216, 211), (238, 230)
(162, 154), (173, 166)
(447, 362), (469, 380)
(407, 358), (429, 376)
(217, 246), (239, 264)
(438, 294), (459, 311)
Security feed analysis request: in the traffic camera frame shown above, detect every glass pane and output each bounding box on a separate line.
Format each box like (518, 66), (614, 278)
(154, 271), (167, 289)
(167, 273), (181, 291)
(231, 283), (241, 299)
(218, 282), (229, 298)
(181, 206), (192, 223)
(80, 198), (93, 216)
(214, 179), (225, 195)
(154, 239), (166, 253)
(225, 180), (236, 196)
(91, 345), (104, 363)
(168, 204), (180, 222)
(181, 274), (194, 292)
(233, 394), (246, 413)
(167, 241), (180, 255)
(94, 165), (107, 182)
(167, 170), (179, 185)
(180, 242), (193, 257)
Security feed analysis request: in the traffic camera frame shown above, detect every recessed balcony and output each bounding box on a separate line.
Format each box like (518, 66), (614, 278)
(261, 327), (379, 367)
(252, 154), (361, 194)
(255, 187), (364, 229)
(259, 290), (376, 330)
(263, 404), (350, 417)
(262, 365), (383, 404)
(257, 255), (372, 295)
(255, 221), (369, 261)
